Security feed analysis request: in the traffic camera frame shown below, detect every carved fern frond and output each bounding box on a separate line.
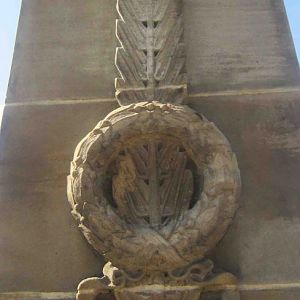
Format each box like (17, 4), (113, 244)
(115, 0), (187, 105)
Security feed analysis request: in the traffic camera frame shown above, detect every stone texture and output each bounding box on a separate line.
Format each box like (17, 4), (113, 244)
(1, 0), (300, 298)
(68, 102), (240, 275)
(2, 289), (300, 300)
(188, 91), (300, 284)
(7, 289), (298, 300)
(201, 290), (240, 300)
(240, 289), (300, 300)
(115, 288), (201, 300)
(115, 0), (187, 104)
(184, 0), (300, 94)
(0, 101), (117, 292)
(2, 91), (300, 293)
(0, 293), (75, 300)
(7, 0), (117, 103)
(201, 288), (300, 299)
(6, 0), (299, 103)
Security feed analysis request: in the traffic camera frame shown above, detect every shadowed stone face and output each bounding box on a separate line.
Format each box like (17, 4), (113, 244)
(110, 137), (199, 229)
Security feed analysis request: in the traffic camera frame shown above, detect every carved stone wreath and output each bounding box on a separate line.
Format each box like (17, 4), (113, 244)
(67, 101), (240, 274)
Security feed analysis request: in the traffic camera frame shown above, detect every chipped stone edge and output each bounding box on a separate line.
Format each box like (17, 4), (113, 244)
(3, 283), (300, 299)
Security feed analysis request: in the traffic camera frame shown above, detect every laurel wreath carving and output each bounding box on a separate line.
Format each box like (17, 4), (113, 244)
(115, 0), (187, 105)
(67, 102), (241, 273)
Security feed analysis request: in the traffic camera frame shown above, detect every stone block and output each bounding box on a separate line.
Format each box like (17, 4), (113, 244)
(6, 0), (299, 103)
(188, 91), (300, 284)
(201, 290), (240, 300)
(7, 0), (117, 103)
(0, 101), (117, 292)
(184, 0), (300, 93)
(2, 91), (300, 292)
(240, 288), (300, 300)
(202, 288), (300, 300)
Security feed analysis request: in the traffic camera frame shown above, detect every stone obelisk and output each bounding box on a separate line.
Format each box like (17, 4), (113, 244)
(1, 1), (300, 300)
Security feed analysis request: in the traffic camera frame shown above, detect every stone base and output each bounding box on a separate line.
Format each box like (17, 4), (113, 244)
(76, 272), (239, 300)
(6, 288), (300, 300)
(201, 290), (240, 300)
(76, 277), (113, 300)
(115, 287), (202, 300)
(77, 287), (240, 300)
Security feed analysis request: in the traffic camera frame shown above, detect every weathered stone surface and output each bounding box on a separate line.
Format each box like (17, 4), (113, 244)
(68, 102), (240, 274)
(1, 91), (300, 292)
(0, 101), (117, 292)
(2, 0), (300, 297)
(184, 0), (300, 94)
(115, 0), (187, 105)
(7, 0), (117, 103)
(201, 290), (240, 300)
(115, 288), (201, 300)
(1, 90), (300, 293)
(6, 0), (299, 103)
(0, 293), (75, 300)
(188, 91), (300, 284)
(2, 288), (300, 300)
(201, 287), (300, 299)
(240, 288), (300, 300)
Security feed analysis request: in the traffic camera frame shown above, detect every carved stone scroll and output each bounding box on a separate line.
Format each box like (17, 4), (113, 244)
(115, 0), (187, 105)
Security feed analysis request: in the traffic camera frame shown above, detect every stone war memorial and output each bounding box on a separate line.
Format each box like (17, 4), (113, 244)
(0, 1), (300, 300)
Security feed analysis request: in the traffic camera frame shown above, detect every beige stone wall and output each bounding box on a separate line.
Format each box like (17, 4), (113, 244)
(6, 0), (299, 103)
(1, 0), (300, 299)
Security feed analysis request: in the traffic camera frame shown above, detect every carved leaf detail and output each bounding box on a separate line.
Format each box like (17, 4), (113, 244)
(67, 102), (241, 272)
(116, 0), (187, 105)
(112, 140), (194, 230)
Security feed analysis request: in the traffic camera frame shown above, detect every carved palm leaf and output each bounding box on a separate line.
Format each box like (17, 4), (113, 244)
(116, 0), (187, 105)
(112, 140), (193, 230)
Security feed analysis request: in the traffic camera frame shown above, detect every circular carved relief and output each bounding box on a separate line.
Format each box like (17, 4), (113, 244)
(67, 102), (241, 273)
